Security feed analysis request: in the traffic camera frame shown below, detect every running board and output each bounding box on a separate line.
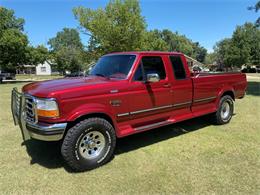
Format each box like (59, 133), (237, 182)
(134, 121), (172, 131)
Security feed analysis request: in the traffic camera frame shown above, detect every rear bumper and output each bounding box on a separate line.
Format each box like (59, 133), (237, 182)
(11, 88), (67, 141)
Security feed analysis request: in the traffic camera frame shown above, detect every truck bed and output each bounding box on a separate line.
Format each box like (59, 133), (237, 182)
(190, 71), (247, 116)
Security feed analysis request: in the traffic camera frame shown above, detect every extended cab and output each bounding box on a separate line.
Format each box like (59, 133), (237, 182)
(11, 52), (247, 171)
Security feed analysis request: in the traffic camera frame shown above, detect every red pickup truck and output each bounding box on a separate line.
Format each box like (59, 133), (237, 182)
(11, 51), (247, 171)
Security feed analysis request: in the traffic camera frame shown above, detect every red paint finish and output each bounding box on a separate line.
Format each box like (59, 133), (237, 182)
(22, 52), (247, 138)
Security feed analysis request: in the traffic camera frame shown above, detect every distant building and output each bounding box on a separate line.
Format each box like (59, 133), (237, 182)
(36, 61), (52, 75)
(17, 61), (54, 75)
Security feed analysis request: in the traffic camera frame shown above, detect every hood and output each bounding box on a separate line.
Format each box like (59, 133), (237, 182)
(22, 76), (116, 98)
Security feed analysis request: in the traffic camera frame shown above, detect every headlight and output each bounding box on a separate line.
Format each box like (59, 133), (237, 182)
(36, 98), (59, 118)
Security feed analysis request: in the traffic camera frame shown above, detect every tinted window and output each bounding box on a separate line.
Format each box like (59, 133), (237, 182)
(90, 55), (136, 79)
(134, 64), (143, 81)
(169, 56), (186, 79)
(134, 56), (166, 81)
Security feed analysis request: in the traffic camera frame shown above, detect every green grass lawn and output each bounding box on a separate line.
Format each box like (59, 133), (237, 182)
(0, 78), (259, 194)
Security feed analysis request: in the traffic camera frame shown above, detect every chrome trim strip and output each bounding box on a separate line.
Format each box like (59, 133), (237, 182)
(135, 121), (171, 131)
(194, 96), (216, 103)
(110, 89), (119, 93)
(117, 113), (130, 117)
(117, 101), (193, 117)
(173, 101), (192, 107)
(130, 104), (172, 115)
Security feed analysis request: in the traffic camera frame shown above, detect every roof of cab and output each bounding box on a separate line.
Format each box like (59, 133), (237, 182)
(105, 51), (183, 56)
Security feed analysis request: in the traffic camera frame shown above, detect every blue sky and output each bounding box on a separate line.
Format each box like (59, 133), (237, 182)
(1, 0), (258, 52)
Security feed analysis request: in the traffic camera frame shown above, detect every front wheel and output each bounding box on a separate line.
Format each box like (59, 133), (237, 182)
(61, 117), (116, 171)
(211, 95), (234, 125)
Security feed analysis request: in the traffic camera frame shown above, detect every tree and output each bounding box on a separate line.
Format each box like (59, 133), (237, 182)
(73, 0), (146, 57)
(142, 30), (168, 51)
(48, 28), (83, 51)
(25, 45), (49, 65)
(192, 42), (207, 63)
(48, 28), (85, 73)
(204, 52), (217, 65)
(0, 7), (48, 71)
(248, 0), (260, 27)
(213, 23), (260, 68)
(0, 7), (28, 71)
(160, 29), (194, 56)
(0, 7), (24, 33)
(145, 29), (207, 62)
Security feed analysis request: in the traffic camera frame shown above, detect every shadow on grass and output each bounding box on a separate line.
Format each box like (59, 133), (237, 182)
(246, 81), (260, 96)
(23, 116), (212, 171)
(23, 140), (64, 169)
(115, 116), (212, 155)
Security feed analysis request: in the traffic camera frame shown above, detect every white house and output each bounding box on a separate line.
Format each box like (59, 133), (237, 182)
(35, 61), (52, 75)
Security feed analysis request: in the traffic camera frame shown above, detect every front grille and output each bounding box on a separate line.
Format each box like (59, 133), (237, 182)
(25, 96), (37, 123)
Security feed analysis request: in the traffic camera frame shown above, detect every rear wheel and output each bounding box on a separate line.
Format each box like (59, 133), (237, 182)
(211, 95), (234, 125)
(61, 117), (116, 171)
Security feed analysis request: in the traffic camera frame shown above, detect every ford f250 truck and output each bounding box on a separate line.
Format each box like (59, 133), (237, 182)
(11, 52), (247, 171)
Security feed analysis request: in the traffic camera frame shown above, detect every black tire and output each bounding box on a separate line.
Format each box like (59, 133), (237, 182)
(211, 95), (234, 125)
(0, 78), (2, 84)
(61, 117), (116, 172)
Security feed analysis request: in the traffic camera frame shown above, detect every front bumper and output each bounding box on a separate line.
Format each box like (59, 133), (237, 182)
(11, 88), (67, 141)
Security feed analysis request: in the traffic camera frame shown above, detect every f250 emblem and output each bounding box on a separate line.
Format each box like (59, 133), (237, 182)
(110, 100), (122, 107)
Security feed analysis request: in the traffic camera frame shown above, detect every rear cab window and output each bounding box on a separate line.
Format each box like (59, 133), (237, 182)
(134, 56), (166, 81)
(169, 55), (186, 80)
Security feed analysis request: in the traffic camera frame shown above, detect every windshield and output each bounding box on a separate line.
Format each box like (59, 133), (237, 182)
(90, 55), (136, 79)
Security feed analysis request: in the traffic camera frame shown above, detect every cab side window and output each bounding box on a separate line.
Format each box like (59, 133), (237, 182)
(134, 56), (166, 81)
(169, 55), (186, 79)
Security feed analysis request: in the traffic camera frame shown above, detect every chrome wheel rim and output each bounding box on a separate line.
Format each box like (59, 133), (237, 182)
(221, 101), (230, 120)
(79, 131), (105, 160)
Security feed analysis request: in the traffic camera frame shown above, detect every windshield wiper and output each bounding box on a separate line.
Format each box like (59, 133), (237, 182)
(95, 73), (105, 77)
(93, 73), (108, 78)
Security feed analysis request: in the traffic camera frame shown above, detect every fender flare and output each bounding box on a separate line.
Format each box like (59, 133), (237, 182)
(66, 103), (119, 133)
(216, 86), (235, 106)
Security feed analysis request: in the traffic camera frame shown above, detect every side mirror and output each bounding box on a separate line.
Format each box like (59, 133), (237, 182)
(146, 73), (160, 83)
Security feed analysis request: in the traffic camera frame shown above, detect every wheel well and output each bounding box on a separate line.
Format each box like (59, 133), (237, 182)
(65, 113), (115, 135)
(222, 91), (235, 100)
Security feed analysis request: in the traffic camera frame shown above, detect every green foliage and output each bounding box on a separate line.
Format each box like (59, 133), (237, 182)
(55, 48), (84, 73)
(214, 23), (260, 67)
(48, 28), (83, 51)
(161, 30), (194, 56)
(0, 7), (28, 70)
(73, 0), (146, 56)
(73, 1), (208, 63)
(48, 28), (85, 73)
(0, 7), (49, 71)
(204, 52), (217, 64)
(248, 0), (260, 27)
(143, 29), (207, 62)
(143, 30), (168, 51)
(0, 7), (24, 34)
(25, 45), (49, 65)
(0, 29), (28, 71)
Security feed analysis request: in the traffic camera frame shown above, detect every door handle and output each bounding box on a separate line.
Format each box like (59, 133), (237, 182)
(163, 83), (171, 88)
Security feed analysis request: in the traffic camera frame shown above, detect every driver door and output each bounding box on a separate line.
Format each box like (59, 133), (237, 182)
(128, 55), (173, 124)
